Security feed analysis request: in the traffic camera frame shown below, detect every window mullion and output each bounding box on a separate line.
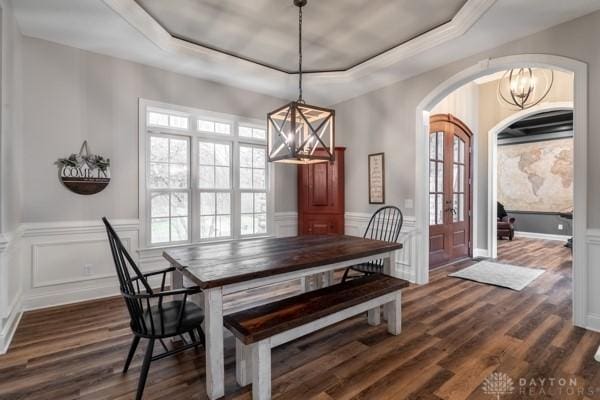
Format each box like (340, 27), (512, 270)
(233, 141), (240, 240)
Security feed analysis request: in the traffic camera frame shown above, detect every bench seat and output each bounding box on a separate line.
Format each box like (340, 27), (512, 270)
(224, 274), (409, 399)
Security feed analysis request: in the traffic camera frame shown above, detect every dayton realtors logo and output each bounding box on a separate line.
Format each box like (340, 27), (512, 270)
(482, 372), (600, 398)
(482, 372), (514, 399)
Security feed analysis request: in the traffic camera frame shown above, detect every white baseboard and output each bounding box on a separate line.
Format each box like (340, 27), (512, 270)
(473, 248), (490, 258)
(585, 313), (600, 333)
(0, 293), (22, 355)
(514, 231), (569, 242)
(22, 279), (121, 311)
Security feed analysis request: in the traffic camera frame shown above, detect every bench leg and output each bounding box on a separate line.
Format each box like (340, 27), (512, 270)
(251, 339), (271, 400)
(385, 292), (402, 335)
(236, 339), (252, 387)
(367, 306), (381, 326)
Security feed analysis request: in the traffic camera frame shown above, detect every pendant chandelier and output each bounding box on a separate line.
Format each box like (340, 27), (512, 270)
(267, 0), (335, 164)
(497, 68), (554, 110)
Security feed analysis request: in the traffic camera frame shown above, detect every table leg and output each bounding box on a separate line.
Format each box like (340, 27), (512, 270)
(204, 287), (225, 399)
(383, 251), (397, 277)
(382, 252), (397, 320)
(171, 265), (183, 292)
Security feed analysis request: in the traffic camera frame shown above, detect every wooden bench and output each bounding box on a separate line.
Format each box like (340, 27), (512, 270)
(223, 274), (409, 400)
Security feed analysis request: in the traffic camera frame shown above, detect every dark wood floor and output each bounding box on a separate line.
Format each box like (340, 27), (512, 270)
(1, 238), (599, 399)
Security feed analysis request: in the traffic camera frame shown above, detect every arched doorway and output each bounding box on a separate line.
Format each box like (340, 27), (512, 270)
(414, 54), (587, 327)
(429, 114), (473, 269)
(487, 101), (574, 259)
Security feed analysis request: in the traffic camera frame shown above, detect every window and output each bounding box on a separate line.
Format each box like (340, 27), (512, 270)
(149, 111), (189, 130)
(141, 101), (271, 247)
(198, 141), (232, 239)
(239, 145), (267, 235)
(239, 125), (266, 140)
(148, 136), (190, 244)
(198, 119), (231, 135)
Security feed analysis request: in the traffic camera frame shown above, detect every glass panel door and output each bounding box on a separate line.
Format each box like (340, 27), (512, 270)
(452, 136), (466, 222)
(429, 131), (444, 226)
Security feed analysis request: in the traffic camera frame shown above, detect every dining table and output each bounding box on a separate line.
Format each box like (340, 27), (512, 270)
(163, 234), (402, 399)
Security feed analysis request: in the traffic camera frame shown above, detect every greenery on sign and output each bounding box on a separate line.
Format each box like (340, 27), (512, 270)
(57, 153), (110, 172)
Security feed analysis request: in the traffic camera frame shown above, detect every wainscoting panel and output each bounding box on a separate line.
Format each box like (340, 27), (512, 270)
(19, 214), (298, 311)
(32, 237), (132, 288)
(345, 212), (418, 282)
(0, 229), (23, 354)
(20, 220), (139, 311)
(273, 212), (298, 237)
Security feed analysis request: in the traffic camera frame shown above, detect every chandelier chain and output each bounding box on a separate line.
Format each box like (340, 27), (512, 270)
(298, 5), (303, 102)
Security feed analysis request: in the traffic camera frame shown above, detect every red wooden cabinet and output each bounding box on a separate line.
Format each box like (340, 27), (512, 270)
(298, 147), (345, 235)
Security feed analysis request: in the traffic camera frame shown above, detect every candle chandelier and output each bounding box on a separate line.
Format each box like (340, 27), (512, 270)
(497, 68), (554, 110)
(267, 0), (335, 164)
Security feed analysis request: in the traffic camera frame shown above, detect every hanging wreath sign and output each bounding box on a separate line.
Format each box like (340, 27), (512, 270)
(56, 141), (111, 195)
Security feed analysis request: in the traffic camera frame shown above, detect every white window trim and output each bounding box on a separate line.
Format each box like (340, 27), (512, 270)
(138, 98), (274, 249)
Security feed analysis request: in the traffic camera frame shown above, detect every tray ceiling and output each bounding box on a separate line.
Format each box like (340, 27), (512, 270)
(134, 0), (466, 73)
(12, 0), (600, 104)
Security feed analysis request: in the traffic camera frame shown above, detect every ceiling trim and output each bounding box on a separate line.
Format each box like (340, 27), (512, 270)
(134, 0), (464, 75)
(102, 0), (496, 81)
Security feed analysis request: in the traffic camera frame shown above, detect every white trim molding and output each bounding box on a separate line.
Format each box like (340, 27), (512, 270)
(415, 54), (588, 328)
(273, 212), (298, 237)
(585, 229), (600, 332)
(20, 214), (297, 311)
(100, 0), (495, 103)
(345, 212), (418, 283)
(20, 219), (140, 311)
(473, 248), (490, 258)
(0, 229), (23, 354)
(514, 231), (570, 242)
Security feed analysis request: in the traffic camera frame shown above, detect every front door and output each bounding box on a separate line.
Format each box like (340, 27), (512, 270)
(429, 114), (472, 269)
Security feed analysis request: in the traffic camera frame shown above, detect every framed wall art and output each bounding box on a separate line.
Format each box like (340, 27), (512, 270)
(368, 152), (385, 204)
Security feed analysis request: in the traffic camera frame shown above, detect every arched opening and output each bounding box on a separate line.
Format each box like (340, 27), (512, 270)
(414, 54), (587, 327)
(487, 102), (574, 259)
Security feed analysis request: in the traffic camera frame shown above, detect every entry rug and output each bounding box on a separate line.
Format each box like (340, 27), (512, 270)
(449, 261), (544, 291)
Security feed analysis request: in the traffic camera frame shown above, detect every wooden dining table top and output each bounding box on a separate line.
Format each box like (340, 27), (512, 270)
(163, 235), (402, 289)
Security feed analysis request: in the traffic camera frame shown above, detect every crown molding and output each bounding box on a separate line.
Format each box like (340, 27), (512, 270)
(102, 0), (495, 94)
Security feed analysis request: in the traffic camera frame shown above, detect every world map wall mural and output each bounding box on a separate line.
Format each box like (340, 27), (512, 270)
(497, 138), (573, 212)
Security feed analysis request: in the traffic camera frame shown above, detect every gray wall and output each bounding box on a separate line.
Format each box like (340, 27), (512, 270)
(21, 37), (297, 223)
(508, 212), (573, 236)
(333, 10), (599, 233)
